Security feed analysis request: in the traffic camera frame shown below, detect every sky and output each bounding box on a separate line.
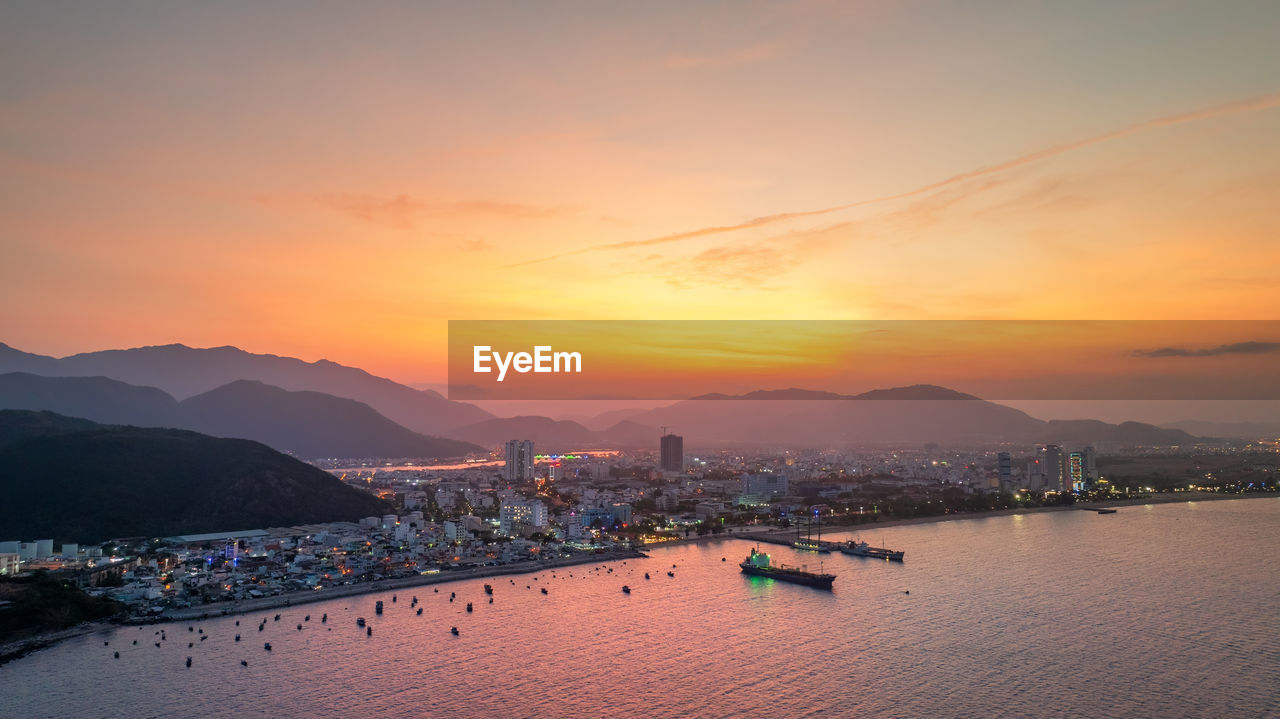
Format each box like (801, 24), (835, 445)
(2, 1), (1279, 389)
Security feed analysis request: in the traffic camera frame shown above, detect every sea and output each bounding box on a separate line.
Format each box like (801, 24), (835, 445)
(3, 497), (1277, 718)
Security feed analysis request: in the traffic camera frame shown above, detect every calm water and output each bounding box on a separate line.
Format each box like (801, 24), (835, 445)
(4, 498), (1278, 718)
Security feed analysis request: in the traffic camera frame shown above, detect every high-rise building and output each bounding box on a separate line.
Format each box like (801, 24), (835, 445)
(1068, 452), (1084, 491)
(1041, 445), (1068, 492)
(997, 452), (1013, 490)
(660, 433), (684, 473)
(504, 439), (535, 481)
(1082, 446), (1098, 484)
(1026, 458), (1044, 490)
(742, 473), (789, 497)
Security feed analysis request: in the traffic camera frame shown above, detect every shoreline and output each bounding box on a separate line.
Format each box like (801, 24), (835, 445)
(640, 491), (1278, 546)
(4, 493), (1271, 664)
(0, 548), (645, 664)
(160, 548), (646, 621)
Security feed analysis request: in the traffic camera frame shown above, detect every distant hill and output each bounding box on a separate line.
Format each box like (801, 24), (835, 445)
(445, 416), (599, 449)
(621, 385), (1206, 447)
(1043, 420), (1203, 446)
(0, 373), (483, 460)
(0, 372), (181, 427)
(0, 410), (393, 543)
(0, 342), (492, 434)
(1161, 419), (1280, 440)
(180, 380), (482, 459)
(443, 415), (663, 451)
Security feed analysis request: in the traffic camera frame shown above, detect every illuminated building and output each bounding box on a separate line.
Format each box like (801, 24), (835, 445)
(504, 439), (535, 481)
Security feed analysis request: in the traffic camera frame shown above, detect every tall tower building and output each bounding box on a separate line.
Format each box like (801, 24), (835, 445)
(660, 433), (684, 473)
(1042, 445), (1067, 492)
(1082, 446), (1098, 484)
(1068, 452), (1084, 491)
(504, 439), (535, 481)
(997, 452), (1013, 490)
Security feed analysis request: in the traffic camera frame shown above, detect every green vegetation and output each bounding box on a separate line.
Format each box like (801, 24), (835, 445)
(0, 571), (125, 646)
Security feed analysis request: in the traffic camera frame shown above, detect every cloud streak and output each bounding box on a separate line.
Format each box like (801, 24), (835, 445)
(507, 91), (1280, 268)
(317, 194), (560, 229)
(1135, 341), (1280, 358)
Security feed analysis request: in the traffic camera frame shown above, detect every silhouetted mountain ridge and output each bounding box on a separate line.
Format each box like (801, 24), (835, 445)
(0, 410), (393, 543)
(0, 373), (482, 459)
(0, 342), (492, 434)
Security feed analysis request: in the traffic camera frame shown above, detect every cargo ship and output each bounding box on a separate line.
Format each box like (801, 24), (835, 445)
(740, 547), (835, 589)
(840, 539), (904, 562)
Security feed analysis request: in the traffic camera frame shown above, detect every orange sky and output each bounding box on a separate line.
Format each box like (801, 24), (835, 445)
(2, 2), (1279, 385)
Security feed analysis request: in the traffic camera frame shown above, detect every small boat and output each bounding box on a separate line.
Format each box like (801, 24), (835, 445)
(416, 607), (423, 615)
(273, 614), (280, 621)
(450, 626), (459, 636)
(304, 615), (310, 622)
(296, 624), (302, 631)
(488, 597), (493, 604)
(540, 587), (548, 595)
(241, 660), (248, 667)
(392, 595), (397, 603)
(321, 614), (327, 623)
(366, 627), (372, 636)
(484, 584), (493, 595)
(186, 657), (192, 667)
(667, 571), (674, 577)
(644, 573), (650, 580)
(622, 586), (631, 594)
(466, 602), (473, 612)
(375, 600), (384, 614)
(263, 643), (272, 651)
(235, 634), (240, 642)
(356, 617), (366, 627)
(113, 651), (119, 658)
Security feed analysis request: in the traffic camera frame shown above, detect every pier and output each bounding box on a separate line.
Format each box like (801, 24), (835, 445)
(739, 533), (841, 552)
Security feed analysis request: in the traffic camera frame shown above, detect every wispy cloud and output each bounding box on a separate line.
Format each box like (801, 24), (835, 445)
(507, 91), (1280, 267)
(663, 41), (782, 70)
(1135, 341), (1280, 358)
(316, 194), (561, 229)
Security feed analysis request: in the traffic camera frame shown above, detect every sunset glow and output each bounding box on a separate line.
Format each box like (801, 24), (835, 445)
(3, 2), (1279, 384)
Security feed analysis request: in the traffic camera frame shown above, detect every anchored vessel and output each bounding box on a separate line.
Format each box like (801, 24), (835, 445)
(792, 515), (833, 553)
(840, 539), (904, 562)
(740, 547), (835, 589)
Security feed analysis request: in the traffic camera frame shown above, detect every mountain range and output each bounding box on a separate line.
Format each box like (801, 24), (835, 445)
(0, 410), (393, 543)
(0, 372), (481, 459)
(0, 342), (492, 435)
(0, 342), (1213, 451)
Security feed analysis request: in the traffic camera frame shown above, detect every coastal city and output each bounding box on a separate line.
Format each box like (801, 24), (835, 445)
(3, 432), (1275, 622)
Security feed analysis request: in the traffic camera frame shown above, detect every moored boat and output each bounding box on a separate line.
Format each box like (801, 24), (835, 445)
(739, 547), (835, 589)
(840, 539), (904, 561)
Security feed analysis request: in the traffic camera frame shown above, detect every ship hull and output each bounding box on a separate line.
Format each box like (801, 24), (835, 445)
(840, 544), (904, 561)
(740, 563), (835, 589)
